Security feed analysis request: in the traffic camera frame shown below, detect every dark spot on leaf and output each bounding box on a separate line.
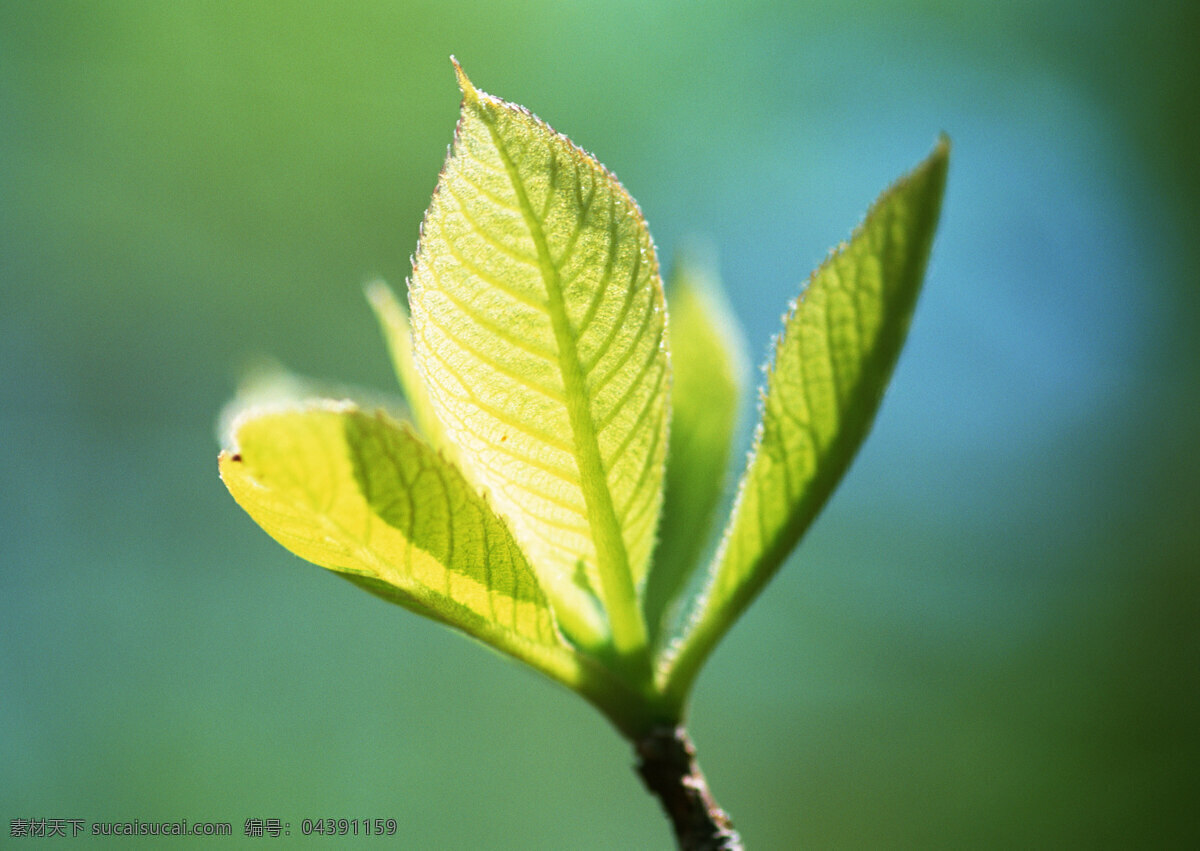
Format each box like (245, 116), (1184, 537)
(230, 453), (242, 462)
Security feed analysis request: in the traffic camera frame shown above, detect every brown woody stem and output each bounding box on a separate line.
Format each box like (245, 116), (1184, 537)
(634, 725), (743, 850)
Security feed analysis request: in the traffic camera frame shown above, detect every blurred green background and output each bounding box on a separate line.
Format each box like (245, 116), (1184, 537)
(3, 1), (1198, 847)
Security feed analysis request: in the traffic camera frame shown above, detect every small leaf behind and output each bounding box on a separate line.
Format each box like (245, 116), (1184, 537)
(219, 405), (583, 686)
(644, 253), (746, 647)
(663, 139), (950, 704)
(365, 280), (450, 453)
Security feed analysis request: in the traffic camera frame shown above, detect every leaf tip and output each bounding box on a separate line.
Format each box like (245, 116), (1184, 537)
(450, 55), (479, 104)
(364, 277), (404, 319)
(363, 276), (389, 306)
(216, 449), (242, 490)
(924, 133), (951, 182)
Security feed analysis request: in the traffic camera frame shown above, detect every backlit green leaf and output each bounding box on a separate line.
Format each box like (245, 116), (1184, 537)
(219, 405), (586, 689)
(644, 253), (746, 647)
(408, 62), (669, 664)
(365, 280), (449, 452)
(663, 139), (949, 705)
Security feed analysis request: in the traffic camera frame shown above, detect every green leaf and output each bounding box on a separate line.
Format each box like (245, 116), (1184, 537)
(219, 404), (585, 690)
(663, 138), (950, 705)
(365, 280), (450, 453)
(644, 252), (746, 647)
(407, 61), (669, 668)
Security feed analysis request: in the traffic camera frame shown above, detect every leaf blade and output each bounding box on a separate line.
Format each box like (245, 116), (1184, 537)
(663, 139), (950, 703)
(219, 404), (583, 686)
(408, 63), (669, 663)
(644, 253), (746, 646)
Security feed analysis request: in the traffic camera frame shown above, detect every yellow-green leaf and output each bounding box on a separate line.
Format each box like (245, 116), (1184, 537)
(663, 138), (949, 705)
(365, 279), (449, 453)
(644, 252), (746, 647)
(219, 404), (584, 687)
(408, 62), (668, 664)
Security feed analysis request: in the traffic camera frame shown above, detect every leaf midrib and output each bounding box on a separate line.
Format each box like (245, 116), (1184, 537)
(474, 99), (650, 672)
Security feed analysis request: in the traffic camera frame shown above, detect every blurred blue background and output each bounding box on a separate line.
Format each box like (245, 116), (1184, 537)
(3, 1), (1197, 847)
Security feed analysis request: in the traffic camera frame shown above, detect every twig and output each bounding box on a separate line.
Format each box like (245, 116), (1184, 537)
(635, 725), (743, 850)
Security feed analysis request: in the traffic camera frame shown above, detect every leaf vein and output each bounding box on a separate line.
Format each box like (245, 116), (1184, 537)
(417, 343), (574, 454)
(572, 191), (620, 343)
(581, 245), (642, 373)
(602, 360), (667, 474)
(433, 285), (558, 362)
(596, 327), (665, 435)
(591, 289), (659, 403)
(551, 173), (599, 271)
(436, 322), (565, 403)
(437, 233), (547, 312)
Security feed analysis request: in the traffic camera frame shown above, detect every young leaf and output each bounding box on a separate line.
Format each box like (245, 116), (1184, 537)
(408, 62), (669, 666)
(644, 253), (746, 647)
(663, 139), (950, 705)
(219, 405), (587, 691)
(365, 280), (450, 453)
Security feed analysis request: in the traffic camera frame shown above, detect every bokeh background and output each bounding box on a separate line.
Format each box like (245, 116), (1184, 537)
(4, 1), (1198, 847)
